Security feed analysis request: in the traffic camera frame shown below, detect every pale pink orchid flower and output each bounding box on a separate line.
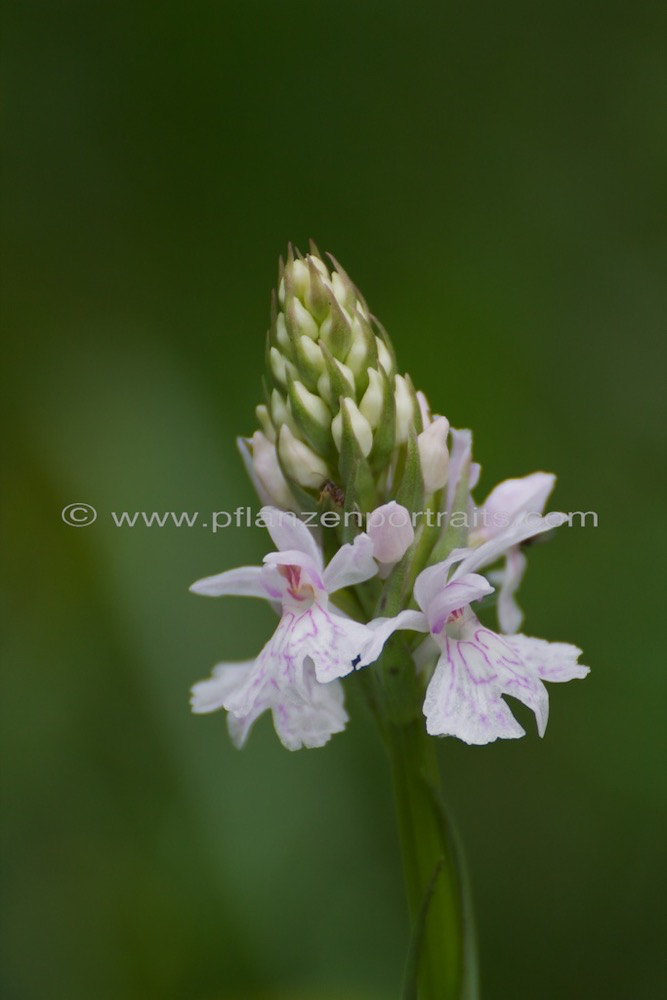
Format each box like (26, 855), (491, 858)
(358, 513), (589, 745)
(190, 507), (378, 750)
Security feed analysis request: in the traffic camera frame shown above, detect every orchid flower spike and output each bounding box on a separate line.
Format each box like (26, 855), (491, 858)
(190, 507), (378, 750)
(359, 512), (589, 745)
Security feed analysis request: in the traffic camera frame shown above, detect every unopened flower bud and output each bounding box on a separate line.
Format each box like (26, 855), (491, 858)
(290, 380), (330, 430)
(367, 501), (414, 565)
(239, 431), (296, 509)
(270, 388), (296, 433)
(287, 296), (319, 340)
(394, 375), (415, 445)
(376, 337), (394, 377)
(288, 380), (332, 455)
(289, 258), (310, 299)
(418, 416), (450, 493)
(278, 425), (331, 490)
(297, 335), (325, 376)
(270, 346), (297, 387)
(255, 404), (275, 442)
(316, 359), (355, 407)
(275, 313), (290, 353)
(331, 398), (374, 458)
(416, 390), (432, 428)
(359, 367), (386, 429)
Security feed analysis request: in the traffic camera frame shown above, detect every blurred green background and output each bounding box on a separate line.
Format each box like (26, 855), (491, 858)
(2, 2), (666, 998)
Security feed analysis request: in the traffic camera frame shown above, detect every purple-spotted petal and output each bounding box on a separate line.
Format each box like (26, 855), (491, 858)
(466, 623), (550, 737)
(260, 506), (323, 568)
(280, 604), (377, 683)
(424, 635), (527, 744)
(508, 634), (590, 683)
(193, 622), (352, 750)
(423, 614), (587, 744)
(322, 532), (378, 593)
(190, 565), (267, 599)
(357, 609), (429, 667)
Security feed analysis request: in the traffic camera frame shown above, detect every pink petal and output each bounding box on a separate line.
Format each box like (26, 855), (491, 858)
(322, 533), (378, 594)
(189, 565), (267, 598)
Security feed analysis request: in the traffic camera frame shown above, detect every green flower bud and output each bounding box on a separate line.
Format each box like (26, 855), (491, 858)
(270, 388), (296, 433)
(269, 346), (297, 387)
(277, 424), (331, 490)
(255, 403), (275, 442)
(359, 367), (386, 429)
(316, 355), (356, 407)
(297, 336), (325, 376)
(418, 416), (450, 494)
(376, 336), (394, 377)
(331, 398), (374, 458)
(394, 374), (415, 445)
(287, 379), (332, 457)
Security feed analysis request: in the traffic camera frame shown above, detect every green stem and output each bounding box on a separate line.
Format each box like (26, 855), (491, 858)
(386, 717), (473, 1000)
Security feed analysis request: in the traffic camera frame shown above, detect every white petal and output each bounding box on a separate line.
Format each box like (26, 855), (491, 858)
(238, 433), (297, 510)
(493, 547), (527, 634)
(358, 609), (429, 667)
(508, 633), (590, 683)
(424, 617), (551, 744)
(413, 635), (440, 675)
(211, 616), (353, 749)
(469, 624), (549, 736)
(289, 604), (378, 682)
(454, 511), (566, 579)
(260, 506), (323, 568)
(425, 574), (495, 634)
(322, 533), (378, 594)
(271, 663), (348, 750)
(424, 642), (526, 744)
(445, 427), (473, 516)
(480, 472), (556, 531)
(413, 551), (470, 612)
(190, 660), (254, 714)
(190, 565), (267, 598)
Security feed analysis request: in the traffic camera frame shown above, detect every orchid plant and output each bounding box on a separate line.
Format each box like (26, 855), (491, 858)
(189, 246), (589, 999)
